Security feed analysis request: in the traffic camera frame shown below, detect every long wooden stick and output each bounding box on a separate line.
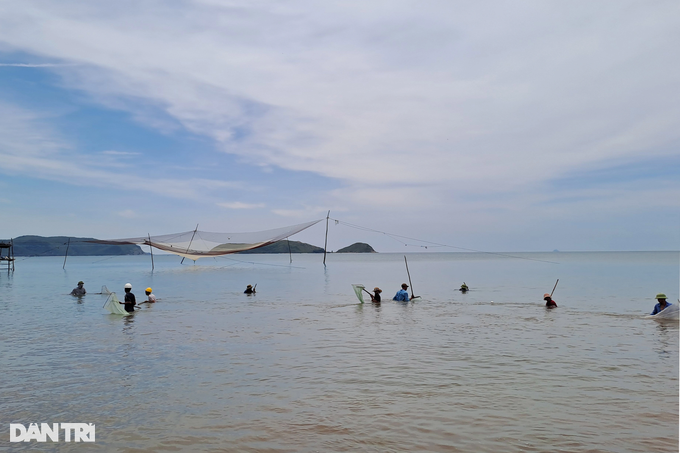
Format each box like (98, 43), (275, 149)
(323, 210), (330, 266)
(148, 234), (154, 271)
(180, 224), (199, 264)
(404, 255), (415, 298)
(550, 279), (559, 297)
(62, 238), (70, 269)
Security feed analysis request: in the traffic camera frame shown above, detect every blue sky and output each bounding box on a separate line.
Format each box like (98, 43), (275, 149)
(0, 0), (678, 252)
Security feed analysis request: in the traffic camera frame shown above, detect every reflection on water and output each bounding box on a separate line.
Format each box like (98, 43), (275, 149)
(1, 252), (677, 452)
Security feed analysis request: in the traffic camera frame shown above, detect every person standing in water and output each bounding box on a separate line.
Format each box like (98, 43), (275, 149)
(393, 283), (412, 301)
(121, 283), (136, 313)
(244, 284), (256, 294)
(543, 293), (557, 308)
(371, 287), (382, 303)
(144, 287), (156, 303)
(70, 281), (86, 296)
(650, 293), (672, 315)
(460, 283), (469, 292)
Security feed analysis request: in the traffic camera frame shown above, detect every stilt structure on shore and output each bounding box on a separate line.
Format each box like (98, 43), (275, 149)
(0, 239), (15, 272)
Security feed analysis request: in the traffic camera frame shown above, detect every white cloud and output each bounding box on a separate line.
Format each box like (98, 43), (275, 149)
(100, 150), (140, 156)
(0, 1), (678, 248)
(1, 1), (677, 201)
(217, 201), (265, 209)
(117, 209), (136, 218)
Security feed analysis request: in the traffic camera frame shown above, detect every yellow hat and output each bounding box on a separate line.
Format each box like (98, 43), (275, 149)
(146, 287), (153, 293)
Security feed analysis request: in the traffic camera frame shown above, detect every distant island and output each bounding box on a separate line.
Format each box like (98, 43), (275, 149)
(239, 240), (376, 254)
(237, 240), (324, 254)
(336, 242), (376, 253)
(11, 236), (144, 256)
(8, 236), (376, 256)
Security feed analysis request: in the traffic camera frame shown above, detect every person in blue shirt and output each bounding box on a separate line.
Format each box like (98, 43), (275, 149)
(651, 293), (672, 315)
(393, 283), (412, 301)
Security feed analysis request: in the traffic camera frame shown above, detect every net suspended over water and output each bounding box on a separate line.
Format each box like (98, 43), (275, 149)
(92, 219), (322, 261)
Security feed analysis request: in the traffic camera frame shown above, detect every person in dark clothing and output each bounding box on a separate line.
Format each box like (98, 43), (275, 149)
(244, 284), (256, 294)
(543, 293), (557, 308)
(71, 281), (86, 296)
(122, 283), (136, 312)
(371, 287), (382, 303)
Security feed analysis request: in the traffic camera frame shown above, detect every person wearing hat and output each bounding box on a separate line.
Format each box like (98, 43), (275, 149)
(244, 284), (256, 294)
(650, 293), (672, 315)
(393, 283), (412, 301)
(120, 283), (136, 313)
(70, 281), (86, 296)
(460, 282), (469, 292)
(371, 287), (382, 303)
(543, 293), (557, 308)
(144, 287), (156, 303)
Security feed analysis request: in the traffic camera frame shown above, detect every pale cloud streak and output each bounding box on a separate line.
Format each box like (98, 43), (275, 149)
(0, 63), (77, 67)
(100, 150), (141, 156)
(0, 102), (244, 202)
(117, 209), (136, 218)
(217, 201), (265, 209)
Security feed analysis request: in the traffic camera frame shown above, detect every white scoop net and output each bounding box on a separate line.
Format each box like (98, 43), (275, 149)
(103, 292), (131, 315)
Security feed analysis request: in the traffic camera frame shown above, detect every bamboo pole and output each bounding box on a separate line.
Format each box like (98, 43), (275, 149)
(404, 255), (416, 299)
(287, 237), (292, 264)
(148, 234), (154, 271)
(62, 238), (70, 269)
(323, 210), (330, 266)
(180, 224), (199, 264)
(550, 279), (559, 297)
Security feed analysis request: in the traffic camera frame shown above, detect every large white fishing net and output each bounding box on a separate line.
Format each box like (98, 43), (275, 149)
(92, 219), (322, 261)
(645, 303), (679, 320)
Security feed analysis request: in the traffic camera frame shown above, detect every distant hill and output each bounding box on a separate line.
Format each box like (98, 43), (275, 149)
(336, 242), (376, 253)
(8, 236), (325, 256)
(11, 236), (145, 256)
(237, 240), (324, 254)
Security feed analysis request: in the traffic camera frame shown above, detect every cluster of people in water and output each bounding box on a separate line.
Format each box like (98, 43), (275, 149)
(360, 281), (673, 315)
(74, 280), (673, 316)
(70, 281), (156, 312)
(119, 284), (157, 312)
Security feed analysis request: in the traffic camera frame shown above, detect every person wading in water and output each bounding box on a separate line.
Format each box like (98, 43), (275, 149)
(650, 293), (672, 315)
(543, 293), (557, 309)
(121, 283), (136, 313)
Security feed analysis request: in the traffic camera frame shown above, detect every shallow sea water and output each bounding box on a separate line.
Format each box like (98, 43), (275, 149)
(1, 251), (678, 452)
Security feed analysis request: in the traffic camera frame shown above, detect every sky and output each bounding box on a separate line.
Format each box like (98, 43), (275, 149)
(0, 0), (678, 252)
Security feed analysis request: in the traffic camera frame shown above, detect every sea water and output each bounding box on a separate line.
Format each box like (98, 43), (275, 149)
(0, 251), (678, 452)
